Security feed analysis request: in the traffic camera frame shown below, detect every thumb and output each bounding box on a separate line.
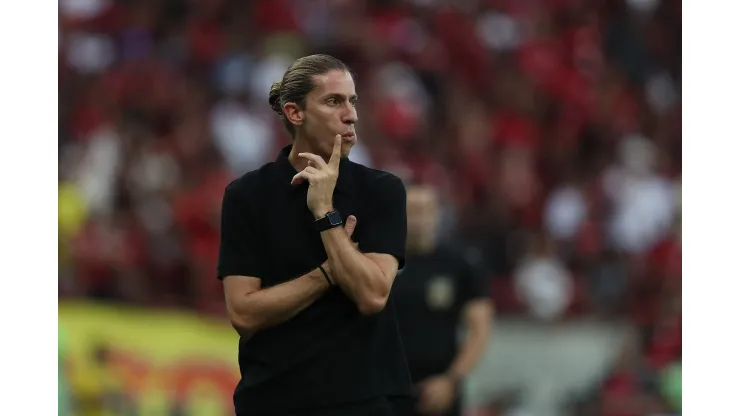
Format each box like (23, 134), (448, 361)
(344, 215), (357, 238)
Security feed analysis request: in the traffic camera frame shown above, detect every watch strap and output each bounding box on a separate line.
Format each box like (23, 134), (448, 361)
(315, 210), (343, 232)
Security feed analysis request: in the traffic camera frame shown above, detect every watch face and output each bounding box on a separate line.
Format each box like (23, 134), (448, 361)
(327, 211), (342, 226)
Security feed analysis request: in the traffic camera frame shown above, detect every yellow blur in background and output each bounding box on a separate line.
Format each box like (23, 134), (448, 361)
(59, 301), (238, 416)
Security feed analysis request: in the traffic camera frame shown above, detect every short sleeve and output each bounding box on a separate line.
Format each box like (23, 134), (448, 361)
(358, 174), (407, 270)
(217, 181), (264, 279)
(457, 246), (490, 303)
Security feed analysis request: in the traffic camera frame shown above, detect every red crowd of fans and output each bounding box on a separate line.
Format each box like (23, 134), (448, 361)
(58, 1), (681, 413)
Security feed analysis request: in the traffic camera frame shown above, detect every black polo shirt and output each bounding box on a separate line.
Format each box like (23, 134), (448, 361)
(217, 145), (412, 415)
(392, 245), (489, 382)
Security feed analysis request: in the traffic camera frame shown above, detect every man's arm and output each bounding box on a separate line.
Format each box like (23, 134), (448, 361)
(448, 249), (494, 380)
(222, 217), (358, 336)
(446, 299), (494, 381)
(222, 265), (331, 337)
(320, 224), (398, 315)
(219, 177), (337, 337)
(292, 136), (407, 315)
(416, 299), (494, 414)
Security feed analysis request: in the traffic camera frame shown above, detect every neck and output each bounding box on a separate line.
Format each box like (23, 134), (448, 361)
(288, 136), (325, 172)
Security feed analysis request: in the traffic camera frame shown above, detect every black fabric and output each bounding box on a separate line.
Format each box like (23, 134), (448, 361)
(217, 145), (411, 415)
(241, 396), (401, 416)
(392, 245), (489, 382)
(392, 394), (462, 416)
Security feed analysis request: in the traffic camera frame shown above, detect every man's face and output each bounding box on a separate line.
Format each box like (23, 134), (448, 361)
(301, 70), (358, 158)
(406, 185), (440, 250)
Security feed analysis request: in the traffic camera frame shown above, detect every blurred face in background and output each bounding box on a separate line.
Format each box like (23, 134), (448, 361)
(406, 184), (440, 254)
(299, 70), (358, 159)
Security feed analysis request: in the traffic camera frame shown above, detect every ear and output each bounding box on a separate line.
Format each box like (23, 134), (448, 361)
(283, 102), (304, 127)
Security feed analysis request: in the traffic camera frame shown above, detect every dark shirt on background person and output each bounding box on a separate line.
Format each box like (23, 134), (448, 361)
(393, 183), (494, 416)
(394, 245), (490, 382)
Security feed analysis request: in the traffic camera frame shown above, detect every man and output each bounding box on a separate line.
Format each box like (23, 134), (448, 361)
(217, 55), (412, 416)
(393, 184), (494, 416)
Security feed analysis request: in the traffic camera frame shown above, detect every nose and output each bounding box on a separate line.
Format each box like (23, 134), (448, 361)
(341, 104), (358, 125)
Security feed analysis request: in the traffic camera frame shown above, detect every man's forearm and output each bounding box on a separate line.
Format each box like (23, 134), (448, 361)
(447, 327), (489, 381)
(229, 266), (329, 335)
(447, 302), (493, 381)
(320, 226), (390, 314)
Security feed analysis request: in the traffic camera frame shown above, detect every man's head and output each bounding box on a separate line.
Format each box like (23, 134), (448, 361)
(406, 183), (441, 254)
(269, 54), (358, 159)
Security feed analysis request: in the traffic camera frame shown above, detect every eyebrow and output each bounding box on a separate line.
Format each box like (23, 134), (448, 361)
(322, 93), (358, 101)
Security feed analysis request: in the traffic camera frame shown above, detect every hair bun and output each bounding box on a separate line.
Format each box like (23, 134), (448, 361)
(268, 81), (283, 116)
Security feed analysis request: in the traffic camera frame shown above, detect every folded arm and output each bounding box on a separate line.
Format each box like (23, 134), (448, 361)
(218, 180), (334, 337)
(320, 226), (398, 315)
(317, 175), (407, 315)
(222, 265), (331, 337)
(291, 144), (408, 317)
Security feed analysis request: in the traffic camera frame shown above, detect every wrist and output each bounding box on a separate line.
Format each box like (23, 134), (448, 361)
(318, 263), (334, 287)
(312, 206), (334, 219)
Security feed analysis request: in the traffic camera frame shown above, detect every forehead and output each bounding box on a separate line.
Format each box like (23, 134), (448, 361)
(309, 70), (356, 97)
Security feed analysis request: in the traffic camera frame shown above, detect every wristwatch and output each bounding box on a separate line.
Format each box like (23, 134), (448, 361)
(315, 210), (343, 232)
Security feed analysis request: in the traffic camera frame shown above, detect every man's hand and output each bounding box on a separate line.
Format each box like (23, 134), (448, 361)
(416, 375), (456, 415)
(291, 134), (343, 217)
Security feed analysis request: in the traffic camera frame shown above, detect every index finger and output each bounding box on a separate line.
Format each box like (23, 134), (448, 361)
(330, 134), (342, 167)
(296, 152), (327, 168)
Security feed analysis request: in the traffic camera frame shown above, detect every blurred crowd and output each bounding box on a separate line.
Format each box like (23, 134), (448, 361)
(58, 0), (681, 414)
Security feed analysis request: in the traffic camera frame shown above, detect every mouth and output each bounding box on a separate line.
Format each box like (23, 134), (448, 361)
(341, 133), (356, 143)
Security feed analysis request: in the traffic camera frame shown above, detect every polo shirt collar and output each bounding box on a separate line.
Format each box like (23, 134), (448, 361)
(275, 145), (352, 194)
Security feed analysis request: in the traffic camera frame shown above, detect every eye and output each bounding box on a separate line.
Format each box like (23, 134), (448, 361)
(327, 98), (338, 106)
(350, 99), (358, 107)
